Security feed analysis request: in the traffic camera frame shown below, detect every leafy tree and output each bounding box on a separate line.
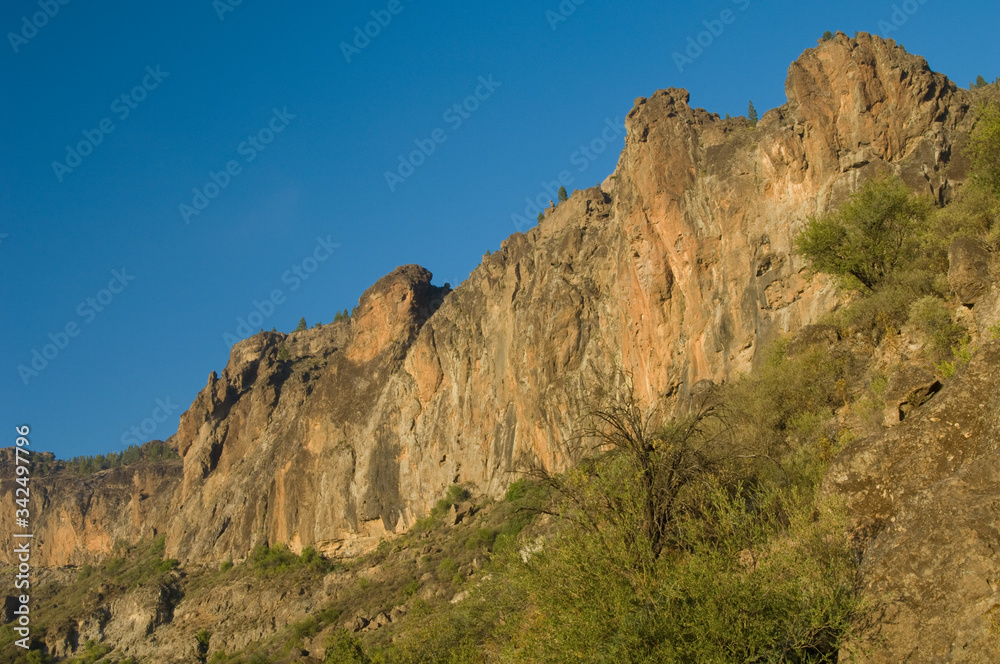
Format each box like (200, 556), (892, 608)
(748, 100), (758, 126)
(294, 317), (307, 332)
(969, 100), (1000, 195)
(821, 30), (833, 41)
(797, 176), (931, 291)
(557, 185), (568, 202)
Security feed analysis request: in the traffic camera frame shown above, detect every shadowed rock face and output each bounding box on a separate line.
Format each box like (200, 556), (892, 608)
(826, 338), (1000, 663)
(0, 34), (975, 568)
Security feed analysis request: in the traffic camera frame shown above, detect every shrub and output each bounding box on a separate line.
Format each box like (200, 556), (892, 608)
(909, 296), (967, 359)
(196, 629), (211, 662)
(969, 100), (1000, 195)
(248, 543), (300, 575)
(465, 528), (498, 551)
(437, 558), (459, 580)
(325, 629), (370, 664)
(290, 616), (319, 642)
(504, 479), (528, 502)
(403, 577), (421, 598)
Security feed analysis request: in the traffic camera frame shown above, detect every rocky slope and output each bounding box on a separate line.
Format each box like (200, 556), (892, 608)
(0, 33), (976, 570)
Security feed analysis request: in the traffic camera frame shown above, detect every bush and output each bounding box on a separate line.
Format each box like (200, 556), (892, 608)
(325, 629), (370, 664)
(909, 296), (967, 359)
(402, 577), (421, 598)
(970, 100), (1000, 195)
(437, 558), (459, 580)
(290, 616), (319, 643)
(798, 176), (932, 292)
(196, 630), (211, 662)
(465, 528), (498, 551)
(247, 543), (299, 575)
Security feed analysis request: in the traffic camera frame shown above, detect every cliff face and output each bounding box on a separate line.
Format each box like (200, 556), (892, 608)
(0, 33), (974, 568)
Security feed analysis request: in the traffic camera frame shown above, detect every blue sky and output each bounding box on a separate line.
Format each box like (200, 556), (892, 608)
(2, 0), (998, 460)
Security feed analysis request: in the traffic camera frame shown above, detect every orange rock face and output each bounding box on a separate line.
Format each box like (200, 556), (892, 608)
(0, 34), (975, 567)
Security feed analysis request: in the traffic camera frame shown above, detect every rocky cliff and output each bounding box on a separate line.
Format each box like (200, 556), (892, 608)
(0, 33), (976, 571)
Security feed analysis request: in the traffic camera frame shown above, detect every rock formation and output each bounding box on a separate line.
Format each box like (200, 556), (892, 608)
(0, 33), (976, 575)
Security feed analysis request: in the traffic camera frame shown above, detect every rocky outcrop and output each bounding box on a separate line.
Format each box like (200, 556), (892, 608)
(949, 237), (992, 305)
(0, 454), (181, 566)
(827, 338), (1000, 662)
(0, 33), (977, 570)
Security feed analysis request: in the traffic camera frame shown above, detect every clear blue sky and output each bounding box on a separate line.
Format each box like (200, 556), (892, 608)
(2, 0), (998, 460)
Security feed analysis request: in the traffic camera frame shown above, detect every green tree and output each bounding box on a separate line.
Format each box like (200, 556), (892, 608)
(821, 30), (833, 41)
(557, 185), (568, 202)
(294, 317), (307, 332)
(797, 176), (931, 291)
(748, 100), (758, 126)
(537, 212), (545, 223)
(975, 75), (988, 88)
(969, 100), (1000, 195)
